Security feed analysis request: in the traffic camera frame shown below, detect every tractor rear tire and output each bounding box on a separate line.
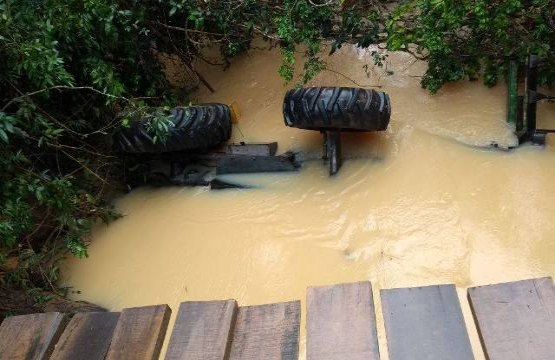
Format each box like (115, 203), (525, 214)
(283, 87), (390, 131)
(116, 104), (232, 154)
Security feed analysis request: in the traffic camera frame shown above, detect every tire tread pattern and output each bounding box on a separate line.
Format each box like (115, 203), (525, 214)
(116, 104), (232, 154)
(283, 87), (391, 131)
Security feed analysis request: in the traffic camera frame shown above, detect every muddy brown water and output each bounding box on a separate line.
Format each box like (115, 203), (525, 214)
(63, 45), (555, 359)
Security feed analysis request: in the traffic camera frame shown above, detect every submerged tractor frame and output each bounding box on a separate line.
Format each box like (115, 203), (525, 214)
(322, 130), (343, 175)
(507, 55), (555, 145)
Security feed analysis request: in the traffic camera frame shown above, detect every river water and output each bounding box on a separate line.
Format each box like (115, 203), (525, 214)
(63, 45), (555, 359)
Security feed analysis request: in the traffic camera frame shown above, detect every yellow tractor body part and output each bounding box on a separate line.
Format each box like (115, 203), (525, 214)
(229, 102), (240, 124)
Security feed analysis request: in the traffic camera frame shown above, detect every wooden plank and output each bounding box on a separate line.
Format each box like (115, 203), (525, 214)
(51, 312), (120, 360)
(165, 300), (237, 360)
(105, 304), (171, 360)
(381, 284), (474, 360)
(229, 301), (300, 360)
(306, 281), (380, 360)
(468, 277), (555, 360)
(0, 312), (66, 360)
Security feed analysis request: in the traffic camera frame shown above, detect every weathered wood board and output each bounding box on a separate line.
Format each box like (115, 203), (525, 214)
(468, 277), (555, 360)
(229, 301), (300, 360)
(381, 284), (474, 360)
(0, 312), (66, 360)
(165, 300), (237, 360)
(50, 312), (120, 360)
(306, 281), (380, 360)
(105, 305), (171, 360)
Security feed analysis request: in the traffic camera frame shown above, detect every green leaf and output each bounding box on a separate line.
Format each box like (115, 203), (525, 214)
(4, 122), (14, 133)
(0, 129), (8, 144)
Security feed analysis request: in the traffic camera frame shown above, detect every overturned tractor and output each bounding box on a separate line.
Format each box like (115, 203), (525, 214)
(115, 86), (391, 188)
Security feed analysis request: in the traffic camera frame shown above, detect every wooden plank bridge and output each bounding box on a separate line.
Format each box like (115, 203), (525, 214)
(1, 277), (554, 360)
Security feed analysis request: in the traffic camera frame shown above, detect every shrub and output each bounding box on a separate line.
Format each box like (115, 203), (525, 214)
(387, 0), (555, 92)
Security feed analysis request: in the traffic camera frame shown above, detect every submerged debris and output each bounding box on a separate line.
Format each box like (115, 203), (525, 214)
(216, 152), (301, 175)
(210, 178), (250, 190)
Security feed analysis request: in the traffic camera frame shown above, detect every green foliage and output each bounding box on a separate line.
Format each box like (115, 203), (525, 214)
(275, 1), (383, 84)
(163, 0), (266, 59)
(0, 0), (174, 296)
(0, 109), (120, 288)
(145, 112), (176, 145)
(269, 0), (554, 91)
(275, 0), (331, 83)
(387, 0), (555, 92)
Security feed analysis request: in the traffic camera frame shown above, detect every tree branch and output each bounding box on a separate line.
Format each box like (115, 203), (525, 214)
(152, 21), (224, 37)
(2, 86), (130, 112)
(323, 68), (383, 88)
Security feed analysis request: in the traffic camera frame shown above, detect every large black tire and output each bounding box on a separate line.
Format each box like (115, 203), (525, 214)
(283, 87), (391, 131)
(116, 104), (232, 154)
